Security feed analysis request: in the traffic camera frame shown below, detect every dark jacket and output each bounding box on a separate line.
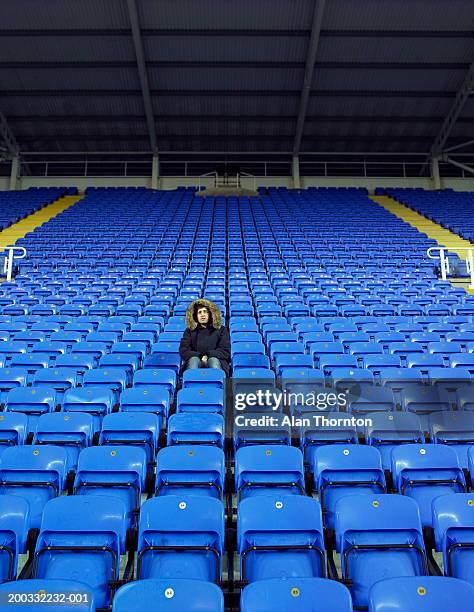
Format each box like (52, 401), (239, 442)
(179, 299), (230, 375)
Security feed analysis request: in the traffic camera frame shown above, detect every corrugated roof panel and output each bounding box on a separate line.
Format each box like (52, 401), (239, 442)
(322, 0), (474, 31)
(155, 118), (296, 137)
(308, 95), (453, 118)
(138, 0), (314, 30)
(143, 34), (308, 62)
(149, 66), (304, 90)
(153, 95), (300, 116)
(0, 0), (129, 29)
(0, 67), (140, 90)
(313, 67), (467, 92)
(0, 36), (135, 62)
(318, 36), (474, 64)
(1, 96), (144, 118)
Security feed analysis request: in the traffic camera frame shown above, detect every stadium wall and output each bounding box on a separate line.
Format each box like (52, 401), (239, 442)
(10, 175), (474, 193)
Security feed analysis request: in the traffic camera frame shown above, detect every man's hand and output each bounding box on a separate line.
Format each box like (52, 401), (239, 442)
(201, 355), (208, 364)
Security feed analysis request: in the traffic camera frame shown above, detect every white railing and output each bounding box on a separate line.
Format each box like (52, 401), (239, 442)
(427, 246), (474, 289)
(197, 171), (218, 191)
(2, 246), (26, 281)
(238, 171), (256, 191)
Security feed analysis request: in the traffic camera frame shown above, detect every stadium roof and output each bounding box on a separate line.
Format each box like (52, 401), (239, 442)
(0, 0), (472, 158)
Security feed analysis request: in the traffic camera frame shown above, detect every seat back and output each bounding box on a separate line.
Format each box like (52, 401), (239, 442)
(34, 496), (127, 609)
(155, 445), (225, 499)
(0, 494), (30, 582)
(138, 496), (224, 581)
(238, 495), (325, 583)
(392, 444), (466, 527)
(335, 494), (426, 609)
(313, 445), (385, 528)
(235, 445), (305, 501)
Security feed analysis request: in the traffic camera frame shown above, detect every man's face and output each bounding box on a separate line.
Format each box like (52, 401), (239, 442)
(197, 307), (209, 325)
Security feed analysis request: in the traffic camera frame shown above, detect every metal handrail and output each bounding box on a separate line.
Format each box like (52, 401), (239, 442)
(197, 171), (218, 190)
(427, 246), (474, 288)
(238, 171), (256, 191)
(2, 246), (26, 281)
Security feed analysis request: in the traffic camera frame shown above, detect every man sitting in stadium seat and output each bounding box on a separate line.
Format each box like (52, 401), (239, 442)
(180, 299), (230, 375)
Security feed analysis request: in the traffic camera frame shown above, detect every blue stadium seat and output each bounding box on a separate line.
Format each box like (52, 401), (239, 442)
(100, 412), (160, 466)
(235, 446), (305, 501)
(335, 494), (427, 609)
(176, 388), (224, 415)
(365, 412), (424, 469)
(238, 495), (325, 582)
(62, 387), (114, 428)
(74, 446), (147, 528)
(312, 445), (385, 528)
(0, 445), (68, 528)
(137, 496), (224, 581)
(5, 387), (57, 434)
(240, 577), (352, 612)
(32, 496), (127, 608)
(33, 412), (96, 470)
(368, 576), (474, 612)
(392, 444), (466, 526)
(0, 412), (28, 458)
(182, 368), (226, 390)
(167, 413), (225, 447)
(299, 412), (358, 464)
(0, 495), (30, 582)
(155, 445), (225, 499)
(113, 579), (224, 612)
(120, 386), (170, 420)
(133, 368), (176, 396)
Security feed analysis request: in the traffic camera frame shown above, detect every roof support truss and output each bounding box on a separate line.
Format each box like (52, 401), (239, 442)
(126, 0), (158, 153)
(293, 0), (326, 156)
(0, 111), (20, 159)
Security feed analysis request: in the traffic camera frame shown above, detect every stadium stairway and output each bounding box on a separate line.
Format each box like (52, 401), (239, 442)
(371, 194), (474, 293)
(0, 195), (82, 252)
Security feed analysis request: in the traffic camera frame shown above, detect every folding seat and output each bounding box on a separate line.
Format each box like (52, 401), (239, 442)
(33, 412), (96, 470)
(365, 411), (424, 469)
(137, 496), (224, 581)
(71, 341), (109, 363)
(120, 386), (170, 421)
(83, 367), (128, 401)
(318, 354), (359, 375)
(0, 367), (28, 404)
(0, 341), (28, 360)
(133, 368), (176, 397)
(182, 368), (225, 390)
(14, 330), (46, 347)
(428, 412), (474, 469)
(368, 576), (474, 612)
(235, 446), (305, 501)
(363, 354), (401, 373)
(234, 412), (291, 451)
(100, 411), (160, 467)
(299, 412), (358, 464)
(391, 444), (466, 527)
(50, 330), (84, 348)
(31, 496), (127, 608)
(238, 495), (325, 583)
(335, 494), (427, 609)
(5, 387), (57, 434)
(312, 445), (386, 528)
(176, 387), (224, 415)
(63, 387), (114, 429)
(232, 353), (270, 373)
(400, 384), (452, 416)
(32, 367), (78, 394)
(98, 354), (139, 386)
(143, 352), (181, 375)
(388, 342), (424, 362)
(155, 445), (225, 499)
(432, 493), (474, 588)
(74, 446), (147, 528)
(345, 384), (395, 415)
(231, 341), (266, 357)
(0, 494), (30, 582)
(0, 445), (68, 528)
(0, 412), (28, 459)
(410, 331), (442, 349)
(113, 579), (224, 612)
(406, 353), (445, 371)
(167, 413), (224, 448)
(240, 577), (352, 612)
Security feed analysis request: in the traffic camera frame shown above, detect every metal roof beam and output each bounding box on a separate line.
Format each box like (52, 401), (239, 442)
(430, 62), (474, 157)
(0, 111), (20, 158)
(126, 0), (157, 153)
(293, 0), (326, 156)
